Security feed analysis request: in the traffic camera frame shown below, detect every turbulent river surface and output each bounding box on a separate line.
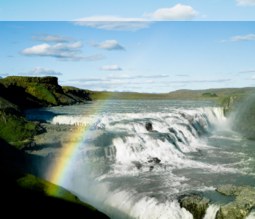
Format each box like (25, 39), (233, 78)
(27, 100), (255, 219)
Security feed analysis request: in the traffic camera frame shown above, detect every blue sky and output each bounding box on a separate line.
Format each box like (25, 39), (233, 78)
(1, 0), (255, 21)
(1, 1), (255, 92)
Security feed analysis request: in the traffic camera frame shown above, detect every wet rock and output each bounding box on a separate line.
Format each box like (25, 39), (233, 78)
(149, 166), (154, 171)
(216, 185), (255, 219)
(147, 157), (162, 171)
(132, 161), (142, 170)
(216, 202), (251, 219)
(148, 157), (161, 164)
(216, 184), (240, 196)
(145, 122), (153, 131)
(169, 127), (185, 143)
(179, 194), (210, 219)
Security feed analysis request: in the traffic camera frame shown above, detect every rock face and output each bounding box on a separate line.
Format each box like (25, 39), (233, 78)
(179, 194), (210, 219)
(216, 185), (255, 219)
(62, 86), (92, 102)
(148, 157), (161, 164)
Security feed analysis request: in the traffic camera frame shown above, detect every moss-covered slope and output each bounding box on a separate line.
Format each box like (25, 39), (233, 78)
(0, 107), (40, 148)
(0, 76), (91, 108)
(0, 138), (109, 218)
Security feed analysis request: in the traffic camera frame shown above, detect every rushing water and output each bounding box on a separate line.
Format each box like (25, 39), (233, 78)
(26, 100), (255, 219)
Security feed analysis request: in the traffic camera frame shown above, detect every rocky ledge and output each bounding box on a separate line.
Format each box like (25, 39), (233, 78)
(179, 185), (255, 219)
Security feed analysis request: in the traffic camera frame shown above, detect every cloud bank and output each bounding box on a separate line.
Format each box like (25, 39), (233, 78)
(73, 16), (150, 31)
(74, 4), (198, 31)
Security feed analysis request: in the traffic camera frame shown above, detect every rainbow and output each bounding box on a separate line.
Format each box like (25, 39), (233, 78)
(46, 99), (108, 195)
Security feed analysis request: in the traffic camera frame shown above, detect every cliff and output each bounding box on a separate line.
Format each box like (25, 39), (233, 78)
(0, 76), (91, 109)
(0, 76), (93, 148)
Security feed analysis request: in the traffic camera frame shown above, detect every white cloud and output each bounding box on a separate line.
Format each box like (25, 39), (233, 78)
(231, 34), (255, 41)
(236, 0), (255, 6)
(22, 41), (83, 60)
(73, 16), (150, 31)
(21, 67), (63, 76)
(93, 40), (125, 50)
(21, 41), (104, 61)
(148, 4), (198, 20)
(32, 34), (70, 43)
(100, 65), (122, 71)
(73, 4), (198, 31)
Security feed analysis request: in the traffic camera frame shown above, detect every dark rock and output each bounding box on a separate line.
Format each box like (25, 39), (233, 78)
(169, 127), (185, 143)
(145, 122), (153, 131)
(132, 161), (142, 169)
(149, 166), (154, 171)
(147, 157), (162, 171)
(179, 194), (210, 219)
(148, 157), (161, 164)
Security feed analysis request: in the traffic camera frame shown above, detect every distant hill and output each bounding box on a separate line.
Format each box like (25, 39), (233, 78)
(168, 87), (255, 99)
(86, 87), (255, 101)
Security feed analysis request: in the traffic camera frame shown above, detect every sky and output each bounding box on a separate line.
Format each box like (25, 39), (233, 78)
(1, 1), (255, 92)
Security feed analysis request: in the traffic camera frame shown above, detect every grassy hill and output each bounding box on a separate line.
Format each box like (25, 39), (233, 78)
(86, 87), (255, 101)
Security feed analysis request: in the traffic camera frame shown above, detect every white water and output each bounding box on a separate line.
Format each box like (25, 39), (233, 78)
(27, 100), (255, 219)
(246, 211), (255, 219)
(203, 205), (220, 219)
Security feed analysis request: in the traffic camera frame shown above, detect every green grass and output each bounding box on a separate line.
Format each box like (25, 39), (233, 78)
(202, 92), (218, 97)
(17, 174), (81, 203)
(0, 110), (37, 148)
(25, 83), (57, 105)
